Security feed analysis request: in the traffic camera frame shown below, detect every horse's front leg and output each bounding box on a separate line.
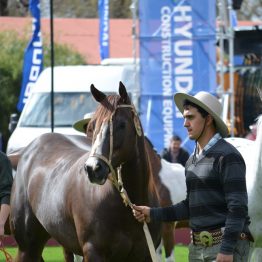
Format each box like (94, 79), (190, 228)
(63, 248), (75, 262)
(82, 242), (104, 262)
(74, 254), (83, 262)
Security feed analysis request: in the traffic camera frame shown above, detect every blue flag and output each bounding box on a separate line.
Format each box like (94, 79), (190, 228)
(98, 0), (110, 60)
(139, 0), (216, 153)
(17, 0), (43, 112)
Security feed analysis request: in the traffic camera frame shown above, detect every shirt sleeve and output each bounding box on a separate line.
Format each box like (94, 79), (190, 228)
(0, 153), (13, 205)
(150, 198), (190, 222)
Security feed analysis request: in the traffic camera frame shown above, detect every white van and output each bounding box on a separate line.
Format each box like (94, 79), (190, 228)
(7, 64), (139, 154)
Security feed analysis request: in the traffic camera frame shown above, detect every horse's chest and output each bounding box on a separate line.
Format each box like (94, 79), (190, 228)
(92, 223), (148, 261)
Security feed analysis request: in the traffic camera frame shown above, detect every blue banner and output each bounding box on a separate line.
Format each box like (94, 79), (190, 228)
(17, 0), (43, 112)
(98, 0), (110, 60)
(139, 0), (216, 153)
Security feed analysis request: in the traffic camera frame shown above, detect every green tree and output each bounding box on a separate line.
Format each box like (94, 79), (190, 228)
(6, 0), (133, 18)
(0, 30), (86, 151)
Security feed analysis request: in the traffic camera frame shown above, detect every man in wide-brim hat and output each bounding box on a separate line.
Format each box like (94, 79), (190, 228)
(73, 112), (94, 134)
(133, 91), (252, 262)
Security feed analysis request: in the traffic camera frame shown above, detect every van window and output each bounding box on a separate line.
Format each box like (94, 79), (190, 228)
(20, 92), (98, 127)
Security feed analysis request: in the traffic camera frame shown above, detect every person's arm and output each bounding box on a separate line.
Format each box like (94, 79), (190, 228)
(132, 205), (151, 223)
(0, 153), (13, 236)
(133, 198), (190, 223)
(0, 204), (10, 236)
(150, 200), (189, 222)
(219, 152), (248, 255)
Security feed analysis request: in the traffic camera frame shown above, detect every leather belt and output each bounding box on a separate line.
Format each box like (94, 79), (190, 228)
(192, 229), (253, 247)
(193, 229), (222, 247)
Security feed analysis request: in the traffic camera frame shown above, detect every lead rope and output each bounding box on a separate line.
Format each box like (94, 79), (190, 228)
(92, 160), (158, 262)
(0, 238), (13, 262)
(116, 166), (159, 262)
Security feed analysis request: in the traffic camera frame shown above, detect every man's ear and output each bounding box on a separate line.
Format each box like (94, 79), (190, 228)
(207, 114), (215, 126)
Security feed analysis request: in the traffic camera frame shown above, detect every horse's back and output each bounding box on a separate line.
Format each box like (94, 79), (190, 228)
(10, 132), (90, 254)
(225, 137), (255, 193)
(159, 159), (186, 204)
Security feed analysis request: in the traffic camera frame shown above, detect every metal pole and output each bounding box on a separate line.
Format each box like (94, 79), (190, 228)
(130, 0), (139, 110)
(217, 0), (235, 137)
(227, 0), (235, 137)
(50, 0), (54, 132)
(217, 0), (225, 96)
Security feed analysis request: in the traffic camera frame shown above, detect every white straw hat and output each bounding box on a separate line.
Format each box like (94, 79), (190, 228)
(73, 112), (94, 133)
(174, 91), (229, 138)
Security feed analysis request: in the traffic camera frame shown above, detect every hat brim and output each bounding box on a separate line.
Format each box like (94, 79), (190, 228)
(174, 93), (229, 138)
(73, 118), (91, 133)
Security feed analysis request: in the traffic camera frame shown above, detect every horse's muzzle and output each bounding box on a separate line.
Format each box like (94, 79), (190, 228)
(84, 156), (110, 185)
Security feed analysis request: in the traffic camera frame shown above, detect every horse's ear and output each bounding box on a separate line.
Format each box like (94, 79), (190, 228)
(90, 84), (106, 102)
(119, 81), (130, 103)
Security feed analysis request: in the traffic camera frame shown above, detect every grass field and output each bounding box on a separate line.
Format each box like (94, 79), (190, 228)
(0, 245), (189, 262)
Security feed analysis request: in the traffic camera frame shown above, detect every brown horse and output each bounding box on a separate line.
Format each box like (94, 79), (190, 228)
(8, 135), (175, 261)
(10, 82), (164, 261)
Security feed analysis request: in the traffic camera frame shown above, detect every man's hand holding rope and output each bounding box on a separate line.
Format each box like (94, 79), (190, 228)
(132, 205), (151, 223)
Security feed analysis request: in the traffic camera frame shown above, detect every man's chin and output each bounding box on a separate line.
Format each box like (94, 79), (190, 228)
(188, 134), (195, 140)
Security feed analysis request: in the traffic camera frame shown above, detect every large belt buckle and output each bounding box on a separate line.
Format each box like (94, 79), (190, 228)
(199, 231), (213, 247)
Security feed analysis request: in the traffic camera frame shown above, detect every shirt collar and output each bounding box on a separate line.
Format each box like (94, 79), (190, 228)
(202, 133), (222, 153)
(194, 133), (222, 158)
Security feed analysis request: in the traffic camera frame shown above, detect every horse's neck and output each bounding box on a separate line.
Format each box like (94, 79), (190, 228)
(123, 153), (150, 185)
(121, 143), (152, 203)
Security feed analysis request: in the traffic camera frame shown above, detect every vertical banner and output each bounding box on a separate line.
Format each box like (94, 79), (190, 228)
(98, 0), (110, 60)
(17, 0), (43, 112)
(139, 0), (216, 153)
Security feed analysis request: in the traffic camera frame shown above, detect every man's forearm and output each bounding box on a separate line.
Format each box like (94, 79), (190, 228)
(0, 204), (10, 227)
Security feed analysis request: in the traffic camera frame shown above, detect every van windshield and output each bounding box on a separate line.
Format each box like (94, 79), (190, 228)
(20, 92), (99, 127)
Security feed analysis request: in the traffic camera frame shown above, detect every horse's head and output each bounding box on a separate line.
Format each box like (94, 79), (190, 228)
(84, 81), (143, 185)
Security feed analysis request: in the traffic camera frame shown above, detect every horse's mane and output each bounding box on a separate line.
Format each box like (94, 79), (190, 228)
(145, 136), (161, 160)
(144, 137), (162, 203)
(89, 95), (121, 138)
